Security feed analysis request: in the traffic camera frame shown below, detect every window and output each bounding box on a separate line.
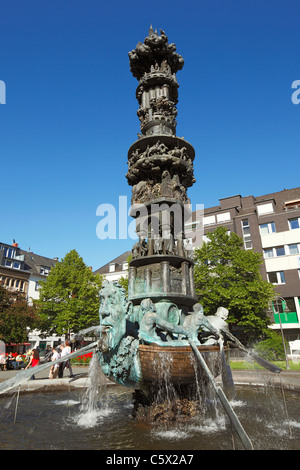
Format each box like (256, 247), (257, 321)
(35, 281), (40, 291)
(217, 212), (231, 223)
(289, 244), (300, 255)
(259, 222), (276, 235)
(185, 221), (200, 231)
(268, 271), (286, 285)
(40, 266), (50, 276)
(4, 247), (16, 258)
(109, 263), (116, 272)
(241, 219), (252, 249)
(203, 215), (216, 226)
(257, 203), (274, 216)
(289, 217), (300, 230)
(5, 260), (12, 267)
(275, 246), (285, 257)
(263, 248), (274, 258)
(263, 246), (286, 258)
(13, 261), (20, 269)
(122, 262), (128, 270)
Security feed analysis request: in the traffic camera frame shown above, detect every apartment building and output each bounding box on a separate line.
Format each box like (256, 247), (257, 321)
(0, 240), (57, 304)
(185, 187), (300, 342)
(0, 240), (61, 352)
(0, 240), (31, 298)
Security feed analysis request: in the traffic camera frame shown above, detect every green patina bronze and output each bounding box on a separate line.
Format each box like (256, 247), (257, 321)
(96, 28), (227, 389)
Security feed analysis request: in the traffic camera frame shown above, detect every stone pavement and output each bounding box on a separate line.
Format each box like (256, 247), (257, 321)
(0, 365), (299, 395)
(229, 369), (300, 391)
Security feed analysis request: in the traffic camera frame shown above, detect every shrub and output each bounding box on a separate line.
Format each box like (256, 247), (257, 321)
(254, 331), (287, 361)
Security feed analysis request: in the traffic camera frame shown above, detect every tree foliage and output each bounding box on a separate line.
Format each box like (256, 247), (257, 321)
(118, 254), (132, 295)
(0, 286), (38, 343)
(194, 226), (275, 342)
(36, 250), (104, 337)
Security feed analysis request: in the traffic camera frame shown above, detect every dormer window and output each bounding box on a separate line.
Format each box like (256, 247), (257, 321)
(109, 263), (116, 272)
(40, 266), (50, 276)
(4, 247), (16, 259)
(257, 203), (274, 216)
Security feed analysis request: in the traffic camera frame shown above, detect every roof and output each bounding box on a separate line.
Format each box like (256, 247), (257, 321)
(0, 241), (58, 276)
(19, 249), (57, 276)
(94, 251), (131, 275)
(190, 187), (300, 217)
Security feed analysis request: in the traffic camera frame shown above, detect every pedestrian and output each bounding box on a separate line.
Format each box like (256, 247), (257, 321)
(0, 353), (6, 371)
(16, 354), (25, 369)
(6, 353), (17, 370)
(59, 341), (73, 378)
(25, 348), (40, 380)
(49, 346), (61, 379)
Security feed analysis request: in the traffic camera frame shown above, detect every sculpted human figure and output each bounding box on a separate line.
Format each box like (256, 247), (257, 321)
(132, 240), (140, 258)
(139, 236), (148, 256)
(176, 233), (185, 257)
(161, 170), (173, 197)
(153, 234), (163, 255)
(182, 304), (220, 344)
(201, 307), (230, 345)
(180, 146), (187, 159)
(184, 239), (194, 259)
(139, 298), (186, 345)
(162, 229), (174, 255)
(169, 146), (181, 157)
(98, 281), (133, 351)
(131, 148), (140, 163)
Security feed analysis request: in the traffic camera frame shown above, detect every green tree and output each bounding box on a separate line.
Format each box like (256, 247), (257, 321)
(36, 250), (104, 337)
(118, 254), (132, 295)
(194, 226), (275, 342)
(118, 276), (128, 295)
(0, 286), (38, 343)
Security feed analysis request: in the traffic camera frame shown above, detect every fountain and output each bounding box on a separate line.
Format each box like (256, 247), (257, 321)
(0, 28), (298, 452)
(94, 28), (283, 450)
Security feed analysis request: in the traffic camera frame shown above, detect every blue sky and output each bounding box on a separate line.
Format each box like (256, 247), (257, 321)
(1, 0), (300, 270)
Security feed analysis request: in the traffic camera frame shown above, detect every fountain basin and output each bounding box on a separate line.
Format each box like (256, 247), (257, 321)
(138, 344), (222, 385)
(0, 385), (299, 450)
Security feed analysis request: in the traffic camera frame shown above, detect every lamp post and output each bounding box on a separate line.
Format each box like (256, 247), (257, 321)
(268, 295), (290, 370)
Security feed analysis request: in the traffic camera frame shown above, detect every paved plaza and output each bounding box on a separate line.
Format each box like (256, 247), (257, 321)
(1, 366), (299, 394)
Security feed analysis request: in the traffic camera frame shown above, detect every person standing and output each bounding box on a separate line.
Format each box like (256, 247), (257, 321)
(49, 347), (61, 379)
(25, 348), (40, 380)
(59, 341), (73, 378)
